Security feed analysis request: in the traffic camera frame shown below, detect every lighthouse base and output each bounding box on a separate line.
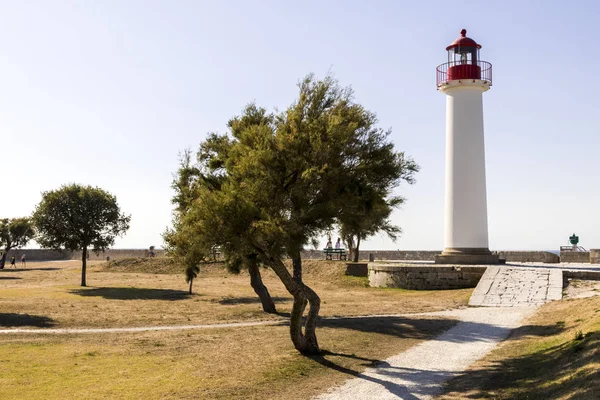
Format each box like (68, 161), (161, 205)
(435, 248), (503, 265)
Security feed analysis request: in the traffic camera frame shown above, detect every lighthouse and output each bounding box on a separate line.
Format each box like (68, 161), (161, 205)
(435, 29), (500, 265)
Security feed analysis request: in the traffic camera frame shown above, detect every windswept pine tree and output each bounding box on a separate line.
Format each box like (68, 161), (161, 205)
(169, 75), (418, 354)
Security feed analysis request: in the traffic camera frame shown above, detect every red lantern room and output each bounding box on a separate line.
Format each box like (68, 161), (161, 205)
(436, 29), (492, 88)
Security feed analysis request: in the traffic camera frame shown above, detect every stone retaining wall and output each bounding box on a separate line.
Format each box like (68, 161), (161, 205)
(590, 249), (600, 264)
(560, 251), (590, 263)
(2, 249), (165, 262)
(302, 250), (561, 263)
(71, 249), (166, 260)
(2, 248), (574, 264)
(563, 270), (600, 281)
(345, 263), (368, 277)
(5, 249), (71, 261)
(368, 263), (486, 290)
(496, 251), (560, 263)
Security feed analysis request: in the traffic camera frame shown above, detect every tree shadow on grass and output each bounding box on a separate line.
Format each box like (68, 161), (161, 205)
(4, 268), (61, 272)
(319, 316), (569, 344)
(0, 313), (57, 327)
(442, 333), (600, 399)
(70, 287), (191, 300)
(319, 316), (459, 340)
(507, 323), (566, 340)
(217, 296), (291, 305)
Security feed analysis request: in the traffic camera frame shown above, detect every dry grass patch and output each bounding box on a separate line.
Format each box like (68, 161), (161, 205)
(0, 314), (458, 399)
(0, 259), (471, 328)
(440, 295), (600, 399)
(0, 258), (471, 398)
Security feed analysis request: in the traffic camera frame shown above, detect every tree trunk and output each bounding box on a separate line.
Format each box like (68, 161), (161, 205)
(81, 247), (87, 287)
(257, 248), (320, 355)
(292, 253), (302, 283)
(353, 236), (361, 263)
(189, 277), (193, 294)
(248, 260), (277, 314)
(0, 251), (6, 269)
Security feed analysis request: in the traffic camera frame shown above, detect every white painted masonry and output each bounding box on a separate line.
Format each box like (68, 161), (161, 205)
(440, 80), (491, 251)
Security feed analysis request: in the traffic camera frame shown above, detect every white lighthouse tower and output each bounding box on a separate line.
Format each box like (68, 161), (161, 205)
(435, 29), (500, 265)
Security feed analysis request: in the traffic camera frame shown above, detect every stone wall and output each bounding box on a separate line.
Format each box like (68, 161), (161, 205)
(345, 262), (368, 277)
(564, 270), (600, 281)
(2, 248), (574, 264)
(72, 249), (166, 261)
(496, 251), (560, 263)
(2, 249), (164, 262)
(301, 250), (440, 261)
(590, 249), (600, 264)
(5, 249), (71, 261)
(560, 251), (590, 263)
(302, 249), (561, 263)
(368, 263), (486, 290)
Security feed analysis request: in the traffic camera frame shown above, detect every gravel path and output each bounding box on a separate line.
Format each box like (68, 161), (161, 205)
(314, 306), (537, 400)
(0, 311), (476, 335)
(0, 320), (285, 334)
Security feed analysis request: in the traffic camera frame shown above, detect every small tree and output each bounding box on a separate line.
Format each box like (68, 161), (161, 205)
(339, 186), (417, 263)
(163, 221), (204, 295)
(32, 184), (130, 286)
(0, 218), (35, 269)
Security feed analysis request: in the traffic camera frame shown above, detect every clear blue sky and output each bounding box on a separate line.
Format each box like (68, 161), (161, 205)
(3, 1), (599, 251)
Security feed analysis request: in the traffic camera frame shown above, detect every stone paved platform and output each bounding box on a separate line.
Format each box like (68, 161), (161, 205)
(469, 266), (563, 307)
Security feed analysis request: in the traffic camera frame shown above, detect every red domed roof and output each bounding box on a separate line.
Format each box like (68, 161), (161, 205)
(446, 29), (482, 51)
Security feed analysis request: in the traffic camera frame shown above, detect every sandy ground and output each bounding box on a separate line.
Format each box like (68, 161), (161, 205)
(564, 279), (600, 299)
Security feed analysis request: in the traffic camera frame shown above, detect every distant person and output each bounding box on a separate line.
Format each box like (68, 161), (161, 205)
(10, 256), (16, 268)
(21, 254), (26, 267)
(335, 238), (342, 249)
(326, 238), (332, 249)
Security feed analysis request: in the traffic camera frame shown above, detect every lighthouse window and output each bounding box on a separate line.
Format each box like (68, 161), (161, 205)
(449, 46), (478, 66)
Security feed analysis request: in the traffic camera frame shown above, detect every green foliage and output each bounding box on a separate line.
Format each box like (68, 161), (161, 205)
(0, 217), (35, 268)
(0, 217), (35, 250)
(163, 224), (203, 285)
(167, 74), (418, 353)
(32, 184), (130, 253)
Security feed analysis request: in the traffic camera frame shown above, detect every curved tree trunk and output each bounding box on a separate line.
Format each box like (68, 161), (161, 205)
(0, 251), (6, 269)
(258, 249), (320, 354)
(189, 277), (193, 294)
(81, 247), (87, 287)
(248, 260), (277, 314)
(353, 236), (361, 263)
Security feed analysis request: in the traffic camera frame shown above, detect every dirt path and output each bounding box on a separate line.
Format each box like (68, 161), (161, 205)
(0, 311), (458, 335)
(0, 319), (285, 334)
(314, 307), (537, 400)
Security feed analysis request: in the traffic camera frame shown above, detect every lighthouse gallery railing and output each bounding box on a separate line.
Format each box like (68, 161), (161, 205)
(436, 60), (492, 87)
